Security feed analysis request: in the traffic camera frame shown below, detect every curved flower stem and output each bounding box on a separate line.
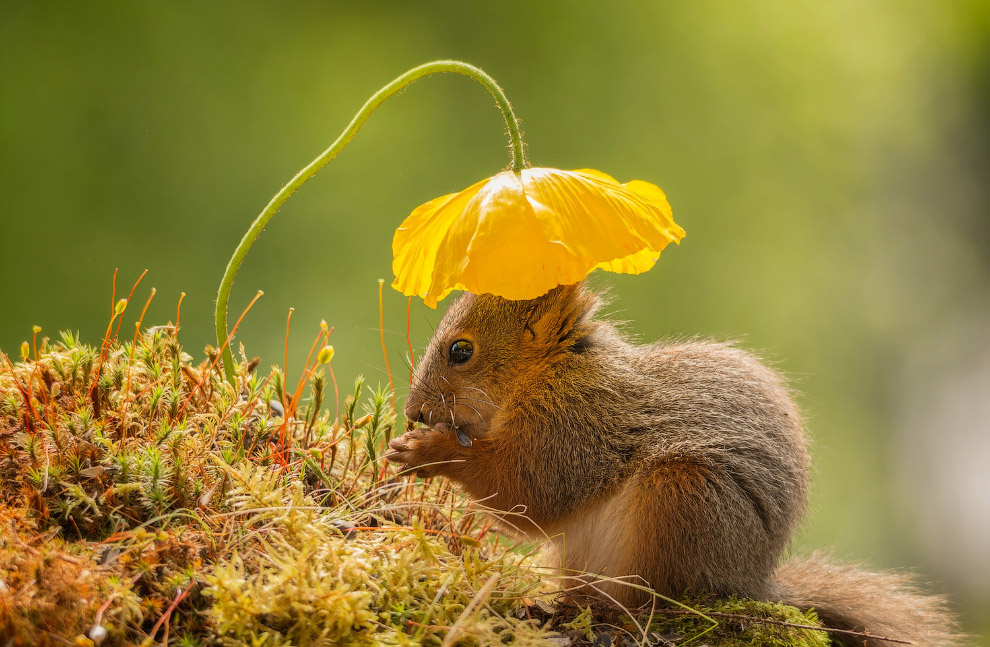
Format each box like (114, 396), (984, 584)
(215, 60), (527, 385)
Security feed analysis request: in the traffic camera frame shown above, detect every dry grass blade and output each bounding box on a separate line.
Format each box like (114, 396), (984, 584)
(442, 572), (501, 647)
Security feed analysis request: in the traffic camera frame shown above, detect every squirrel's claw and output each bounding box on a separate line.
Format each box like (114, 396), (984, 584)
(386, 424), (468, 478)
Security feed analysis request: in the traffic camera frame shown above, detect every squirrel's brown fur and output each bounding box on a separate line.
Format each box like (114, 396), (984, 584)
(387, 283), (965, 647)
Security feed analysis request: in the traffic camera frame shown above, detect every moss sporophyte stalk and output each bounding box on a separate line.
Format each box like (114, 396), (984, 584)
(215, 60), (684, 385)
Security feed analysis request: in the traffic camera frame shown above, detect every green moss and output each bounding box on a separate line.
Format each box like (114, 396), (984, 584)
(641, 597), (832, 647)
(0, 320), (835, 647)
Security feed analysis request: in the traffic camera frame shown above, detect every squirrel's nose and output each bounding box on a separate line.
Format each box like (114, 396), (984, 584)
(403, 401), (425, 425)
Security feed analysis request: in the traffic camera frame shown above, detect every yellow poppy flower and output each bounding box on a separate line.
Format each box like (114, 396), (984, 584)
(391, 167), (685, 308)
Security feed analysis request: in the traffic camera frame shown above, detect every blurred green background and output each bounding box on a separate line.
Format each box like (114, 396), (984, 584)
(2, 1), (988, 642)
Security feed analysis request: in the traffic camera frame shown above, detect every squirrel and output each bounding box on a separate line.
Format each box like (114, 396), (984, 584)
(386, 282), (964, 647)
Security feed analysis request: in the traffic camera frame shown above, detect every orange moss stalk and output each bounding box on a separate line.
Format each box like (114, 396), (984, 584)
(174, 291), (186, 331)
(180, 289), (263, 416)
(120, 287), (156, 444)
(378, 279), (395, 411)
(406, 296), (415, 385)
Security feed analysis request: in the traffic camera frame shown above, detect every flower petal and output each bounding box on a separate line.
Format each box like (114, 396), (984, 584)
(391, 178), (488, 304)
(572, 168), (621, 184)
(391, 167), (684, 307)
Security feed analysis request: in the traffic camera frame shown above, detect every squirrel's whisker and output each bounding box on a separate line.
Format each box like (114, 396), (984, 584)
(456, 401), (483, 421)
(453, 385), (494, 401)
(453, 395), (504, 412)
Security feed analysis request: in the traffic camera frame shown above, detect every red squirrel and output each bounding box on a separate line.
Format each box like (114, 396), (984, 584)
(387, 283), (964, 647)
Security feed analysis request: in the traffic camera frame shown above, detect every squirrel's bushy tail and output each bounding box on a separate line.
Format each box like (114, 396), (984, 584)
(773, 552), (966, 647)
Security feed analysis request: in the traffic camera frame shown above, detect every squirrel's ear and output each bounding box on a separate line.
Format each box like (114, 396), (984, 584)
(522, 283), (599, 350)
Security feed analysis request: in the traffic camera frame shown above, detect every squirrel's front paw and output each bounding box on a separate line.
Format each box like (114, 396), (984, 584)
(386, 424), (465, 478)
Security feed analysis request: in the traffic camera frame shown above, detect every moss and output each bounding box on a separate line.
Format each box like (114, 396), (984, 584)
(644, 597), (832, 647)
(0, 319), (835, 647)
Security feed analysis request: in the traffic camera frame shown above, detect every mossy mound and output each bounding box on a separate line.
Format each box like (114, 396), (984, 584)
(0, 319), (834, 646)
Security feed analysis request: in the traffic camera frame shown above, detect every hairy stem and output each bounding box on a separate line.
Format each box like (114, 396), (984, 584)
(215, 60), (527, 385)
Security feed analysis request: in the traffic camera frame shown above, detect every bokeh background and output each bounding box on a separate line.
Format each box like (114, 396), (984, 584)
(2, 1), (988, 642)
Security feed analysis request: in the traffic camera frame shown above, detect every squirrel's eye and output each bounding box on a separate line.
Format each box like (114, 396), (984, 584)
(448, 339), (474, 365)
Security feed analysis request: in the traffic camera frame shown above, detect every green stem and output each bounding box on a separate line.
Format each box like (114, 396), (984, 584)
(215, 60), (527, 385)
